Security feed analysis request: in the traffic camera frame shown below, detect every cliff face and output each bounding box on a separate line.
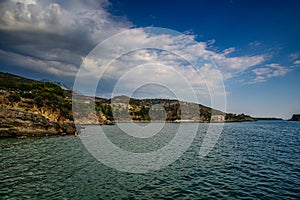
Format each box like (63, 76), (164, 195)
(0, 107), (75, 137)
(0, 72), (257, 137)
(0, 72), (116, 137)
(93, 96), (255, 123)
(289, 114), (300, 121)
(0, 72), (77, 137)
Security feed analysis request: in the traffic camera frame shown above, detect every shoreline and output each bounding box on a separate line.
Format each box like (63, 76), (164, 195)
(1, 120), (291, 138)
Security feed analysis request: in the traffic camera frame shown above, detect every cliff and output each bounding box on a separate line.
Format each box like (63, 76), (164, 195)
(0, 72), (78, 137)
(0, 107), (75, 137)
(288, 114), (300, 121)
(0, 72), (257, 137)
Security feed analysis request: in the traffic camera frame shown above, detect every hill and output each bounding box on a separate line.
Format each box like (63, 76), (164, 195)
(0, 72), (76, 137)
(0, 72), (256, 137)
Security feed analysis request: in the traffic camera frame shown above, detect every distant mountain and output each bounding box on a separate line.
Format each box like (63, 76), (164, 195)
(0, 72), (256, 137)
(254, 117), (283, 121)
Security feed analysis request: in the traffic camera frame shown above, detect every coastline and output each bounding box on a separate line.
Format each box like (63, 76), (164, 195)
(0, 72), (296, 138)
(1, 119), (295, 138)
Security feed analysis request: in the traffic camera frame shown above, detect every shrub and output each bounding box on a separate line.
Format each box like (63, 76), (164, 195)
(8, 93), (21, 102)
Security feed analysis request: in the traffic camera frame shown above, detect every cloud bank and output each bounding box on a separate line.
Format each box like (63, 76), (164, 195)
(0, 0), (131, 76)
(2, 0), (292, 104)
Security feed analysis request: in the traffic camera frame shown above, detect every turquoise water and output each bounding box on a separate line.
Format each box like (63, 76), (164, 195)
(0, 121), (299, 199)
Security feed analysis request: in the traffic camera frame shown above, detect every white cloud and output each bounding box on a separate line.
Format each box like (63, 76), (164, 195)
(294, 60), (300, 65)
(1, 0), (267, 106)
(266, 63), (281, 68)
(80, 27), (265, 82)
(249, 41), (261, 47)
(223, 47), (235, 55)
(209, 50), (265, 80)
(253, 67), (273, 76)
(1, 2), (71, 33)
(11, 0), (37, 4)
(250, 63), (290, 83)
(289, 52), (300, 60)
(214, 55), (265, 70)
(0, 0), (266, 80)
(77, 29), (232, 109)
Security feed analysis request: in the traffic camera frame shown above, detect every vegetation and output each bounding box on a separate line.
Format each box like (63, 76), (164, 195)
(0, 72), (256, 124)
(0, 72), (72, 121)
(225, 113), (255, 122)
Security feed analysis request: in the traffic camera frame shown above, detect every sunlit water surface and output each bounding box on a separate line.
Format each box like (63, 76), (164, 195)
(0, 121), (299, 199)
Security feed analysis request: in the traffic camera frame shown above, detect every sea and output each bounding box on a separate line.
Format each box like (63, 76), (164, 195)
(0, 121), (299, 199)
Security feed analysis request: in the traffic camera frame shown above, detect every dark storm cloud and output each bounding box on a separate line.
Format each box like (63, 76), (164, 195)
(0, 0), (131, 77)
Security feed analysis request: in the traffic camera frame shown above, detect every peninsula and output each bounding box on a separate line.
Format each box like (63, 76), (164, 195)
(0, 72), (256, 137)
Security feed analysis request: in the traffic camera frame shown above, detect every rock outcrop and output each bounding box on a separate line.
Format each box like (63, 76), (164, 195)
(0, 72), (259, 137)
(0, 107), (76, 137)
(288, 114), (300, 121)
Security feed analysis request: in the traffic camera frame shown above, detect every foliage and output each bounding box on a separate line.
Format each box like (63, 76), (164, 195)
(0, 72), (255, 123)
(0, 72), (72, 120)
(95, 102), (113, 120)
(8, 93), (21, 103)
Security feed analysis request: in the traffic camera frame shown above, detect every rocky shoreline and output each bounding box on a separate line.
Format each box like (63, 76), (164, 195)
(0, 107), (76, 138)
(1, 105), (291, 138)
(0, 72), (273, 138)
(288, 114), (300, 121)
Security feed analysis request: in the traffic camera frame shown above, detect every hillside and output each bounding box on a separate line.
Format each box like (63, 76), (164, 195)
(0, 72), (76, 137)
(0, 72), (256, 137)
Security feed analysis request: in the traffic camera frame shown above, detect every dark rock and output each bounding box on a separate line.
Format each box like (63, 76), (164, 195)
(0, 107), (75, 137)
(59, 122), (76, 134)
(288, 114), (300, 121)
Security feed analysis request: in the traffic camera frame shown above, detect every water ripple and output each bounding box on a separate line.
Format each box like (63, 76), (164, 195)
(0, 121), (299, 199)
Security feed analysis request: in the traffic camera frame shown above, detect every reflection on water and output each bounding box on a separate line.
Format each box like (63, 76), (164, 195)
(0, 121), (299, 199)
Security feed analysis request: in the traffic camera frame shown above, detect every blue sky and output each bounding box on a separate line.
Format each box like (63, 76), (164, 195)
(0, 0), (300, 118)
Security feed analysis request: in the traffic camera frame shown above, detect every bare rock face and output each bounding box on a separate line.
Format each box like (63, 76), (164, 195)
(289, 114), (300, 121)
(0, 107), (75, 137)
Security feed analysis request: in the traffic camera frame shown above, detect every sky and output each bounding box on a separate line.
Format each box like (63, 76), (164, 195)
(0, 0), (300, 119)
